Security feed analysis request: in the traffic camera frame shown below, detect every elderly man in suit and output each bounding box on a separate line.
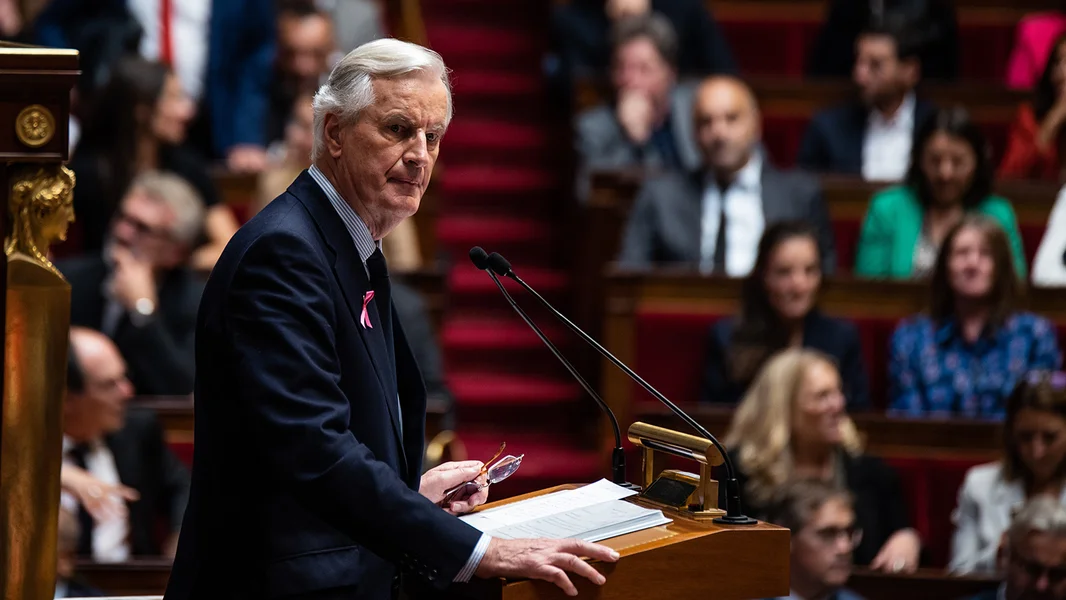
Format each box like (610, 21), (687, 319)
(965, 496), (1066, 600)
(573, 13), (701, 202)
(765, 480), (866, 600)
(617, 75), (837, 275)
(163, 39), (618, 600)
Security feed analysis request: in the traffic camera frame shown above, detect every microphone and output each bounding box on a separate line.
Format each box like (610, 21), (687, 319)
(484, 251), (756, 525)
(467, 248), (635, 489)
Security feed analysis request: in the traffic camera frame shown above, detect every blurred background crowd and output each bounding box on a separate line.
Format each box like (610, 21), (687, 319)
(10, 0), (1066, 597)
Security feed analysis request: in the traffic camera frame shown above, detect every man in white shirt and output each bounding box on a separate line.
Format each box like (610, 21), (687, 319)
(797, 17), (935, 181)
(618, 75), (837, 275)
(765, 480), (865, 600)
(61, 327), (190, 561)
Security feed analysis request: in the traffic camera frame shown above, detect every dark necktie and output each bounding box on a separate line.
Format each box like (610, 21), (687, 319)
(67, 444), (95, 556)
(712, 184), (728, 273)
(366, 249), (394, 368)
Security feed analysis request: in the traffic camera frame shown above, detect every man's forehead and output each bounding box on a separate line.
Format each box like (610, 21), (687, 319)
(369, 76), (448, 119)
(808, 499), (853, 527)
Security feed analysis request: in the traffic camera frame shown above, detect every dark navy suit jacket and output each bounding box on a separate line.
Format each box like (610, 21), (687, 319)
(163, 171), (481, 600)
(35, 0), (274, 156)
(700, 310), (870, 409)
(796, 99), (937, 176)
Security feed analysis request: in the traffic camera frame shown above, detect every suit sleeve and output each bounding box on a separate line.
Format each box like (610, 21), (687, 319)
(947, 473), (984, 574)
(143, 414), (191, 531)
(871, 456), (912, 542)
(806, 181), (837, 275)
(226, 231), (480, 585)
(839, 322), (870, 410)
(121, 295), (199, 395)
(616, 183), (659, 267)
(854, 195), (894, 278)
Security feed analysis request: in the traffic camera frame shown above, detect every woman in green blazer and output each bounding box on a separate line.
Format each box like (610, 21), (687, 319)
(855, 107), (1027, 279)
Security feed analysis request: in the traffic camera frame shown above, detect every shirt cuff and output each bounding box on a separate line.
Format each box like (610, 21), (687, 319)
(453, 533), (491, 583)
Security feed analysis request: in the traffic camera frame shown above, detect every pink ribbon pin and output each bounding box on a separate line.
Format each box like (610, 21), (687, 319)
(360, 291), (375, 329)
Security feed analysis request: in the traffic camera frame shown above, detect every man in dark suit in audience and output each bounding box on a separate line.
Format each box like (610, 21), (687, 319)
(798, 17), (936, 181)
(765, 480), (865, 600)
(617, 75), (836, 275)
(965, 496), (1066, 600)
(62, 327), (191, 560)
(58, 171), (205, 396)
(164, 39), (618, 600)
(573, 13), (701, 202)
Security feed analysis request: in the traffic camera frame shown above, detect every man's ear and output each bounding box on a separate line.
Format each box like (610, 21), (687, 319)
(323, 113), (345, 159)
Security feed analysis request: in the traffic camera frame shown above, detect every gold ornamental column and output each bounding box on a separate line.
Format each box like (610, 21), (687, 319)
(0, 44), (79, 600)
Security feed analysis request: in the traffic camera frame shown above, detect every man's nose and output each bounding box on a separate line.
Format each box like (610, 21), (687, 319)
(404, 134), (430, 168)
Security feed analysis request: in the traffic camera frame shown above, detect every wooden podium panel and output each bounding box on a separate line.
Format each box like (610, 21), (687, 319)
(444, 485), (789, 600)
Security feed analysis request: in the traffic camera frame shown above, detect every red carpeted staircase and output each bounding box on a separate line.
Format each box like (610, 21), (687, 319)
(424, 0), (604, 497)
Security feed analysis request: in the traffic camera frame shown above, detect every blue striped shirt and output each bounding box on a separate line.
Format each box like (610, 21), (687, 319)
(308, 164), (491, 583)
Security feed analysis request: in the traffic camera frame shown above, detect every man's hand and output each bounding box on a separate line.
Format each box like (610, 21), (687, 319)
(606, 0), (650, 20)
(108, 246), (158, 311)
(616, 90), (655, 145)
(61, 464), (140, 523)
(227, 145), (269, 173)
(419, 460), (488, 515)
(869, 528), (921, 574)
(475, 538), (620, 596)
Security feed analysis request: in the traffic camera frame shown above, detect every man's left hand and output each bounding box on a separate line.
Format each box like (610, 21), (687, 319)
(419, 461), (488, 515)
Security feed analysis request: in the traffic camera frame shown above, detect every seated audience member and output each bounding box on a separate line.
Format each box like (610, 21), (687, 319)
(617, 76), (837, 275)
(268, 0), (336, 147)
(573, 14), (700, 202)
(806, 0), (958, 81)
(701, 222), (868, 407)
(951, 371), (1066, 574)
(963, 496), (1066, 600)
(551, 0), (735, 82)
(1032, 184), (1066, 286)
(1006, 9), (1066, 90)
(67, 56), (237, 272)
(62, 327), (191, 560)
(765, 480), (866, 600)
(724, 349), (920, 570)
(888, 216), (1062, 418)
(54, 506), (106, 598)
(1000, 33), (1066, 183)
(58, 171), (206, 396)
(855, 107), (1027, 279)
(798, 18), (935, 181)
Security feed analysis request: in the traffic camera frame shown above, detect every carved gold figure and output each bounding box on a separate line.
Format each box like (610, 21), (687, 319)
(0, 163), (74, 600)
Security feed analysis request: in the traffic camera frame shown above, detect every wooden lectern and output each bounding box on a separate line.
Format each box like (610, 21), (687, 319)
(442, 423), (790, 600)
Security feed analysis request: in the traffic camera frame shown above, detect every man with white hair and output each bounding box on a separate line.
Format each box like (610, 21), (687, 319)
(966, 496), (1066, 600)
(164, 39), (619, 600)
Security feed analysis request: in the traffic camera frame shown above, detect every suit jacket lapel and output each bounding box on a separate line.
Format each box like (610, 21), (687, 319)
(287, 171), (407, 466)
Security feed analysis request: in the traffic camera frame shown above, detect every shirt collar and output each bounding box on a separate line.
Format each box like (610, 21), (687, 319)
(933, 315), (1006, 347)
(308, 164), (380, 264)
(705, 152), (762, 193)
(869, 92), (916, 128)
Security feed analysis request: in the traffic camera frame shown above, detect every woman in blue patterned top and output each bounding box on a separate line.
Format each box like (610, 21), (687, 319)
(888, 215), (1062, 418)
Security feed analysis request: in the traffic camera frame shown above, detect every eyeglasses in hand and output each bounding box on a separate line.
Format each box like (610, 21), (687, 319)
(438, 442), (524, 508)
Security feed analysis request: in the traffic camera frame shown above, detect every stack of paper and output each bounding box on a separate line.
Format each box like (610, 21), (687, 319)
(460, 479), (672, 542)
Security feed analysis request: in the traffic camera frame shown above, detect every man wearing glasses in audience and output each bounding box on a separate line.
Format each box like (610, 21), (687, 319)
(58, 170), (206, 396)
(968, 497), (1066, 600)
(766, 479), (865, 600)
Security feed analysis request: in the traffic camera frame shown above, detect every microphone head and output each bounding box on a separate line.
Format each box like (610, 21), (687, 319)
(469, 246), (490, 270)
(487, 252), (512, 276)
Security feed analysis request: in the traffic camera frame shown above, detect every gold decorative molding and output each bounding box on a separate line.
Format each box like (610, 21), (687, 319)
(5, 164), (75, 278)
(14, 104), (55, 148)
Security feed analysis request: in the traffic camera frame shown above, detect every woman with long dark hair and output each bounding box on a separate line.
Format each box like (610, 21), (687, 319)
(888, 215), (1061, 418)
(700, 221), (869, 407)
(1000, 32), (1066, 182)
(855, 106), (1027, 279)
(67, 56), (237, 270)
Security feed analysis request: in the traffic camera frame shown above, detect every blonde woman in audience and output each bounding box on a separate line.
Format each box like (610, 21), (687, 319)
(724, 348), (921, 572)
(256, 93), (423, 273)
(854, 106), (1027, 279)
(950, 370), (1066, 574)
(888, 216), (1061, 418)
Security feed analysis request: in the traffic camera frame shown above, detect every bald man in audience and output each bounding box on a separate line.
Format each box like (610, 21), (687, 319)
(617, 76), (836, 276)
(62, 327), (190, 562)
(967, 496), (1066, 600)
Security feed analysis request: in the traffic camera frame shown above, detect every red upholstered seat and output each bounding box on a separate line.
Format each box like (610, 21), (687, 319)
(852, 316), (904, 411)
(926, 457), (989, 568)
(882, 456), (931, 555)
(833, 219), (862, 272)
(1020, 223), (1045, 266)
(633, 310), (727, 407)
